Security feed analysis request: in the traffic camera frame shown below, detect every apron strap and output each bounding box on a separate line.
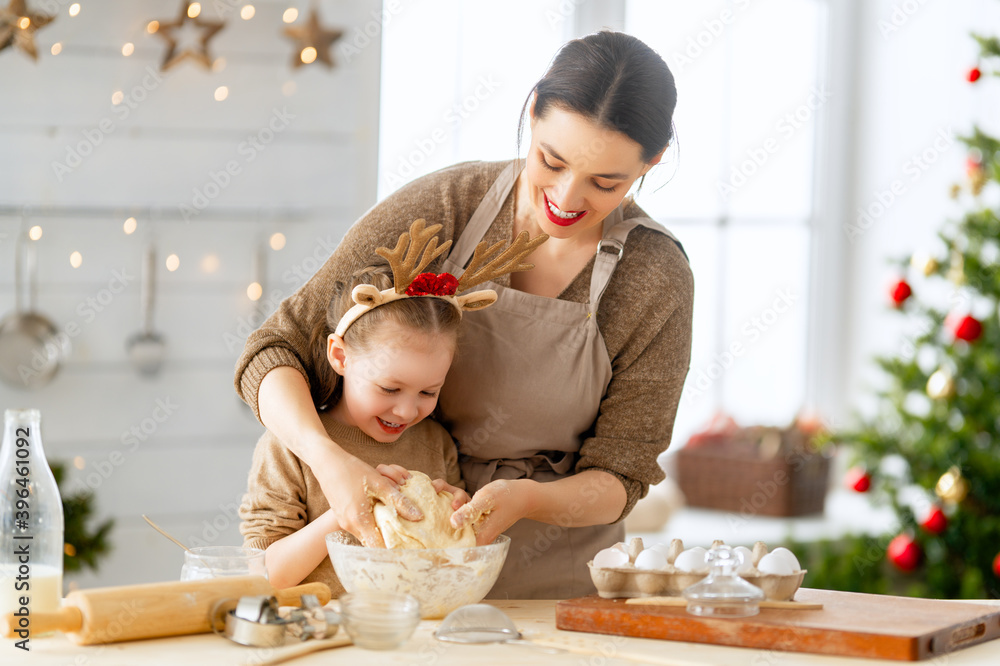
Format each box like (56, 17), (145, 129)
(448, 161), (521, 266)
(589, 212), (685, 311)
(590, 206), (680, 308)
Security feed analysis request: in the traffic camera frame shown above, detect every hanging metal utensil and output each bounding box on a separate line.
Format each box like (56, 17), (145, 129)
(0, 235), (68, 389)
(126, 244), (166, 376)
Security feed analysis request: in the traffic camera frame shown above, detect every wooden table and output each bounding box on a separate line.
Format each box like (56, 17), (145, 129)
(10, 599), (1000, 665)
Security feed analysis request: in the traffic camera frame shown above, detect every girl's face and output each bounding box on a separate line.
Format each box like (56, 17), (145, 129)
(328, 324), (454, 443)
(523, 104), (662, 242)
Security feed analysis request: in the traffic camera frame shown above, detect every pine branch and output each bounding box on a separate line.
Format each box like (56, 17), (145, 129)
(972, 33), (1000, 61)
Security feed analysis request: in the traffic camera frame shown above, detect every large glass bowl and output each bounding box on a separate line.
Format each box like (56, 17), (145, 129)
(326, 531), (510, 619)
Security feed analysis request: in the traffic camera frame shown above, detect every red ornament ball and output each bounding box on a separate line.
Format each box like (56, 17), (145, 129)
(952, 314), (983, 342)
(968, 66), (982, 83)
(890, 279), (912, 307)
(888, 534), (922, 572)
(920, 506), (948, 535)
(845, 467), (871, 493)
(993, 552), (1000, 578)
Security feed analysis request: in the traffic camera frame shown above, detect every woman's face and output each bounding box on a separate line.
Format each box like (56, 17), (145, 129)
(329, 324), (454, 443)
(523, 104), (660, 242)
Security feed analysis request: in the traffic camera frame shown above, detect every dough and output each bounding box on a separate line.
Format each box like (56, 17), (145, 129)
(373, 470), (475, 549)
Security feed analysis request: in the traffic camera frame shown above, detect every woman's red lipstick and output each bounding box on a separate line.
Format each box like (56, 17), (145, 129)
(543, 193), (586, 227)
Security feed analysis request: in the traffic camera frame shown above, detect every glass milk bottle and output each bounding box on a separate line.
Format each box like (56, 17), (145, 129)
(0, 409), (64, 617)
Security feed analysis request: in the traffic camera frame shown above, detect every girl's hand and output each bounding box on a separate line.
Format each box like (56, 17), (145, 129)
(431, 478), (471, 510)
(313, 449), (423, 548)
(376, 464), (411, 488)
(449, 479), (532, 546)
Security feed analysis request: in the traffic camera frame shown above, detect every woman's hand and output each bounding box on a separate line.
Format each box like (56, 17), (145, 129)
(431, 478), (471, 510)
(449, 471), (628, 546)
(449, 479), (533, 546)
(313, 449), (423, 548)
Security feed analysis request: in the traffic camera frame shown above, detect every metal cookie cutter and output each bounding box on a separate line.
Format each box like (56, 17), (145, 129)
(211, 594), (340, 647)
(280, 594), (341, 641)
(211, 595), (289, 647)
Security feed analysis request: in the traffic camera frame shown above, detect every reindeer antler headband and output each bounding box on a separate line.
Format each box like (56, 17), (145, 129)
(334, 219), (548, 337)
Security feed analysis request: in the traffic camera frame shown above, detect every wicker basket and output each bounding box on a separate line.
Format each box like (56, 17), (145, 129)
(675, 426), (831, 517)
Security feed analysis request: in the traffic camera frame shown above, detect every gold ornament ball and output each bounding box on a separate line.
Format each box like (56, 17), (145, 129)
(926, 369), (955, 399)
(969, 167), (987, 196)
(910, 251), (939, 277)
(935, 467), (969, 503)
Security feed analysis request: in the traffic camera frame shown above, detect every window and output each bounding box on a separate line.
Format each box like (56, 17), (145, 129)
(378, 0), (572, 199)
(624, 0), (827, 445)
(379, 0), (832, 447)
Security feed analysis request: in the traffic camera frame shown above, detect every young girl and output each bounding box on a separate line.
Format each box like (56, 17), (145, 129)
(239, 219), (546, 591)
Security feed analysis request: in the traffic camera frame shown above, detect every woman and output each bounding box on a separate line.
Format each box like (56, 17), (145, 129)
(235, 30), (693, 598)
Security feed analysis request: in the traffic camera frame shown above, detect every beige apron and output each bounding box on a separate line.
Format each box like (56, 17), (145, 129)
(439, 162), (678, 599)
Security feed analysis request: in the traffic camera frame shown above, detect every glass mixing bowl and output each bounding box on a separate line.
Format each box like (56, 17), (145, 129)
(326, 532), (510, 619)
(179, 546), (267, 581)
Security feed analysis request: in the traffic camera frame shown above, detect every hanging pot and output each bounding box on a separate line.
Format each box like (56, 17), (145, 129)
(126, 243), (166, 377)
(0, 237), (68, 389)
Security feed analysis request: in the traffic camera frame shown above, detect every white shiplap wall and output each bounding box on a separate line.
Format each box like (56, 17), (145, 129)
(0, 0), (381, 588)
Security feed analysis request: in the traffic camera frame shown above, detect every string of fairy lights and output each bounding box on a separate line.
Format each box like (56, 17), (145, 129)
(4, 1), (345, 103)
(3, 1), (348, 302)
(18, 218), (288, 302)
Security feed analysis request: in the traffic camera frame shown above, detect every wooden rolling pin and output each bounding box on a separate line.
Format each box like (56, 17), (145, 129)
(2, 576), (330, 645)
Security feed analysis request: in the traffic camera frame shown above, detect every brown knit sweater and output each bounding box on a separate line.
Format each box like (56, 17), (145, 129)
(239, 410), (463, 594)
(235, 159), (694, 520)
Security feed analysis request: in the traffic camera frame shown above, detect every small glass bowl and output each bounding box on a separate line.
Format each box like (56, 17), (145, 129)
(179, 546), (267, 581)
(340, 591), (421, 650)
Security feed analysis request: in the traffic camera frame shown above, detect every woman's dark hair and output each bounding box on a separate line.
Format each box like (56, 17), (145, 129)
(308, 264), (462, 409)
(518, 30), (677, 162)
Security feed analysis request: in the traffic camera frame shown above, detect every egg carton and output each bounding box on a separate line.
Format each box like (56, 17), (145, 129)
(588, 538), (806, 601)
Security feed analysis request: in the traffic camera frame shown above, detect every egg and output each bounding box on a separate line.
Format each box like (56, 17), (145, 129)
(593, 547), (630, 568)
(673, 546), (708, 573)
(733, 546), (755, 575)
(756, 551), (795, 576)
(634, 548), (668, 570)
(767, 547), (801, 572)
(610, 542), (629, 554)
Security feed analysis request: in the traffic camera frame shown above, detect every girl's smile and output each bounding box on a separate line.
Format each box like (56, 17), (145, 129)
(376, 417), (407, 435)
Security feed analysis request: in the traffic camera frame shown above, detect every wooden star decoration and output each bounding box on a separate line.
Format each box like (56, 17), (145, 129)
(283, 7), (343, 69)
(0, 0), (54, 61)
(152, 1), (225, 72)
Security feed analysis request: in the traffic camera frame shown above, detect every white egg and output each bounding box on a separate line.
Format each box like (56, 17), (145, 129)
(733, 546), (755, 575)
(610, 542), (629, 554)
(767, 547), (801, 572)
(673, 547), (708, 573)
(647, 542), (672, 557)
(756, 552), (795, 576)
(634, 548), (668, 570)
(593, 547), (630, 568)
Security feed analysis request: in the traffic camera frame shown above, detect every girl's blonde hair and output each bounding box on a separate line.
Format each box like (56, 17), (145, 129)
(308, 263), (462, 409)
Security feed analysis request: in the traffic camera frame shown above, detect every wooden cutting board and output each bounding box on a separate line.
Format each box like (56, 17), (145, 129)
(555, 588), (1000, 661)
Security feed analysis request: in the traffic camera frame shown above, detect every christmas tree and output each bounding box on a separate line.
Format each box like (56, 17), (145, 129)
(51, 462), (114, 573)
(837, 31), (1000, 599)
